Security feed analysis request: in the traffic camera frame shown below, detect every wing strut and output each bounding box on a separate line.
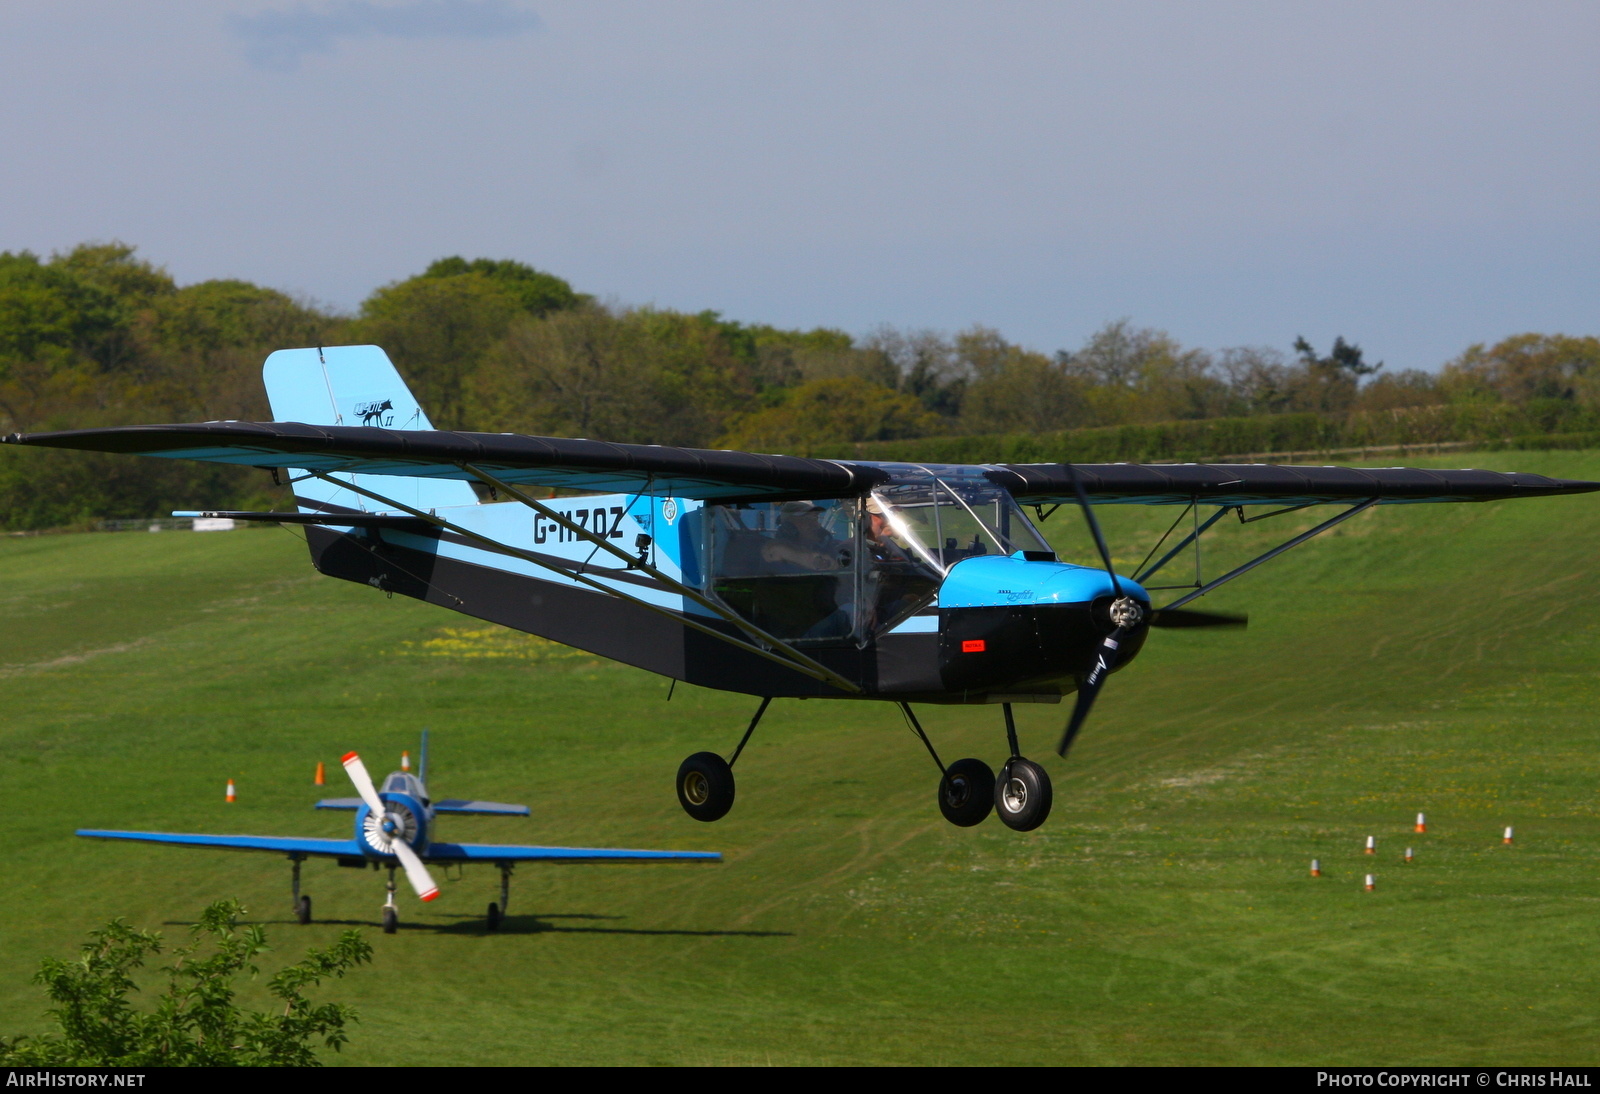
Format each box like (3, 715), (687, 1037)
(306, 471), (863, 695)
(1158, 498), (1378, 613)
(460, 465), (859, 692)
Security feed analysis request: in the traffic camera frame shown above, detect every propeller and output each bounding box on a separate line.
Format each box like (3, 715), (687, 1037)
(341, 751), (440, 902)
(1057, 465), (1129, 757)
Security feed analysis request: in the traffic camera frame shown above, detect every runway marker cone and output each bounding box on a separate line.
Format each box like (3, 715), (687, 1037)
(1365, 835), (1376, 854)
(402, 750), (411, 773)
(1504, 825), (1514, 846)
(1364, 874), (1375, 891)
(314, 761), (326, 786)
(1405, 847), (1414, 863)
(1415, 812), (1426, 833)
(225, 778), (237, 803)
(1310, 858), (1321, 877)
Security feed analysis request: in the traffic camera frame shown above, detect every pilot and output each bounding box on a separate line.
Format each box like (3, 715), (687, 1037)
(863, 496), (912, 564)
(761, 501), (844, 572)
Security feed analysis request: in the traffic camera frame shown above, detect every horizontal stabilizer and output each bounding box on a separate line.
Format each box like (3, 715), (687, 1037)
(314, 797), (364, 811)
(424, 841), (720, 863)
(433, 799), (530, 816)
(78, 829), (364, 858)
(174, 510), (433, 530)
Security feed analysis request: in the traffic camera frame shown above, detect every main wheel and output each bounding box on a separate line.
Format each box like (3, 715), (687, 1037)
(295, 895), (312, 925)
(676, 751), (736, 822)
(486, 902), (501, 932)
(995, 757), (1053, 832)
(938, 758), (995, 827)
(382, 906), (398, 934)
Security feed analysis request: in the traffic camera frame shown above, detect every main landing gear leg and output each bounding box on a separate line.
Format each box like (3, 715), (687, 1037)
(995, 703), (1052, 832)
(290, 854), (311, 925)
(676, 697), (770, 823)
(900, 703), (995, 828)
(487, 863), (511, 932)
(382, 867), (399, 934)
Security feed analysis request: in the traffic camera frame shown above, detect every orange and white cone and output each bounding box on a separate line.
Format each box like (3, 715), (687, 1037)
(1310, 858), (1321, 878)
(225, 778), (237, 803)
(314, 761), (326, 786)
(1504, 825), (1514, 846)
(1415, 812), (1426, 834)
(1365, 835), (1376, 855)
(401, 750), (411, 773)
(1364, 873), (1375, 891)
(1404, 847), (1414, 863)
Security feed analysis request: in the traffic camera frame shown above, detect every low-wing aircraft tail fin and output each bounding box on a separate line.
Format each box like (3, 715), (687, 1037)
(263, 345), (477, 515)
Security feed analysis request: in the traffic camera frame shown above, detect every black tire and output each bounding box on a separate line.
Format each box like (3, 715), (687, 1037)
(995, 757), (1053, 832)
(486, 902), (501, 932)
(676, 751), (736, 822)
(382, 906), (398, 934)
(295, 895), (312, 925)
(938, 758), (995, 827)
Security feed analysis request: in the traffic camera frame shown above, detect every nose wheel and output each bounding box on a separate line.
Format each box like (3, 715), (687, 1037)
(995, 757), (1052, 831)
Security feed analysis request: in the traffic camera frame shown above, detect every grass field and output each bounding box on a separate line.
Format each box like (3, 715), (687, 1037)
(4, 450), (1600, 1065)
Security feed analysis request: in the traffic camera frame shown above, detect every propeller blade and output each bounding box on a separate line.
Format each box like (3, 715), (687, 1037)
(341, 751), (385, 815)
(391, 837), (441, 903)
(1149, 608), (1248, 629)
(1065, 463), (1122, 600)
(1057, 626), (1125, 756)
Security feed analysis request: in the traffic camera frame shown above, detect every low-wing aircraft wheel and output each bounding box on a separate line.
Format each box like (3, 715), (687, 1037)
(487, 902), (501, 932)
(995, 758), (1053, 832)
(382, 907), (398, 934)
(676, 751), (736, 822)
(937, 758), (995, 827)
(296, 895), (312, 925)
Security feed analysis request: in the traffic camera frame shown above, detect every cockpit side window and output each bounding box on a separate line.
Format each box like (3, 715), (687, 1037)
(705, 499), (859, 645)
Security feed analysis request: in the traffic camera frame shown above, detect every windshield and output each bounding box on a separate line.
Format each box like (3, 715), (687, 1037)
(871, 474), (1053, 573)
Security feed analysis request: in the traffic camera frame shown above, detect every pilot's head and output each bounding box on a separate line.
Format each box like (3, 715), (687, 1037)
(778, 500), (824, 524)
(865, 496), (892, 536)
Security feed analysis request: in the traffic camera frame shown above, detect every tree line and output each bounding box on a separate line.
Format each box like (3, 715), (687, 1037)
(1, 241), (1597, 529)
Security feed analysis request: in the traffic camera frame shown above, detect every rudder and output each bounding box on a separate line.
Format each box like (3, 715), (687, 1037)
(263, 345), (477, 514)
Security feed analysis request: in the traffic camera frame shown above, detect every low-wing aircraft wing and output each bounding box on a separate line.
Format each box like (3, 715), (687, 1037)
(77, 737), (720, 933)
(77, 829), (363, 857)
(317, 795), (530, 815)
(425, 842), (720, 863)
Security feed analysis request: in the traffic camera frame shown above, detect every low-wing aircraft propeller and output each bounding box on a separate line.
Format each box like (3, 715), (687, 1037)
(16, 344), (1598, 834)
(340, 749), (440, 904)
(77, 733), (720, 933)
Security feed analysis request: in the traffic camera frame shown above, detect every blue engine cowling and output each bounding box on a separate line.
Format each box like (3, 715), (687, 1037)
(936, 555), (1151, 695)
(352, 792), (431, 859)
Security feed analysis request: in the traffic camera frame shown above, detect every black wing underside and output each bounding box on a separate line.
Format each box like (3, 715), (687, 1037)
(5, 423), (1596, 506)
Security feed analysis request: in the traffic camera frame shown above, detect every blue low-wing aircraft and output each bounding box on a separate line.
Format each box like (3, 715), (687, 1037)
(11, 345), (1599, 832)
(77, 734), (721, 933)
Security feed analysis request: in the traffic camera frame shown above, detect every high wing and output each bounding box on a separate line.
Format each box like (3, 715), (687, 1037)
(423, 842), (720, 863)
(8, 423), (1597, 506)
(78, 829), (363, 857)
(989, 463), (1600, 506)
(2, 422), (886, 503)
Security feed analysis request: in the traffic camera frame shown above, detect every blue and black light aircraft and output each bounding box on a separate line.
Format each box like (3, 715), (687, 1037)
(77, 735), (721, 933)
(11, 346), (1598, 833)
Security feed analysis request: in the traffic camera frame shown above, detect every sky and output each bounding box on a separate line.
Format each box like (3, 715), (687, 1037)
(1, 0), (1596, 370)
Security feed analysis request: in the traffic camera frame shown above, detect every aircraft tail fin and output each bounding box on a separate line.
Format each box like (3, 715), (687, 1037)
(262, 345), (477, 514)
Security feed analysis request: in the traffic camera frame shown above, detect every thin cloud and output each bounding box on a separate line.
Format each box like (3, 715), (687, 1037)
(230, 0), (541, 71)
